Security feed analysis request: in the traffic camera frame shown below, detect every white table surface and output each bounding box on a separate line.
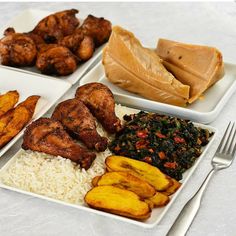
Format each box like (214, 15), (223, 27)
(0, 2), (236, 236)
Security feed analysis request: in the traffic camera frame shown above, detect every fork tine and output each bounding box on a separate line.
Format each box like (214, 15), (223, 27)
(229, 124), (236, 156)
(217, 122), (232, 153)
(224, 122), (236, 154)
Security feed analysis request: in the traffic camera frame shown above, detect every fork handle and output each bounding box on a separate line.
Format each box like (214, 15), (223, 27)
(167, 168), (216, 236)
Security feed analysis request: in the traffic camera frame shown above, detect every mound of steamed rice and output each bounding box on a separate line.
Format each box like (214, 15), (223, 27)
(0, 105), (137, 205)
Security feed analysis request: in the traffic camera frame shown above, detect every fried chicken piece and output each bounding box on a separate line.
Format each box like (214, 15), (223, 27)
(22, 117), (96, 169)
(52, 98), (108, 152)
(59, 30), (95, 61)
(59, 29), (84, 52)
(75, 83), (121, 134)
(36, 44), (78, 75)
(0, 90), (19, 117)
(31, 9), (79, 43)
(0, 95), (40, 148)
(80, 15), (112, 47)
(4, 27), (45, 49)
(0, 33), (37, 67)
(76, 36), (95, 61)
(3, 27), (15, 36)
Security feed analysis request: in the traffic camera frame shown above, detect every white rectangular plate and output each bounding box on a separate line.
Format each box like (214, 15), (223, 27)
(79, 62), (236, 124)
(0, 103), (217, 228)
(0, 9), (104, 85)
(0, 67), (71, 157)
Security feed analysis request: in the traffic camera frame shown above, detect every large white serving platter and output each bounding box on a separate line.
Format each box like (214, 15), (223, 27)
(0, 9), (104, 85)
(0, 67), (71, 157)
(0, 105), (217, 228)
(79, 61), (236, 124)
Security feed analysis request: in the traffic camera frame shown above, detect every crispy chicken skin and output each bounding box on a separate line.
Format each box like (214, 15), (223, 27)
(31, 9), (79, 43)
(22, 117), (96, 169)
(36, 44), (78, 75)
(0, 95), (40, 148)
(80, 15), (112, 47)
(52, 98), (108, 152)
(0, 33), (37, 67)
(75, 83), (121, 134)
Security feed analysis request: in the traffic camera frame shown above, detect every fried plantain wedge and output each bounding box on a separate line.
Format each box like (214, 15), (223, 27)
(0, 95), (40, 148)
(93, 171), (156, 199)
(105, 155), (172, 191)
(145, 192), (169, 208)
(92, 175), (101, 186)
(85, 186), (151, 220)
(162, 178), (181, 196)
(0, 90), (19, 117)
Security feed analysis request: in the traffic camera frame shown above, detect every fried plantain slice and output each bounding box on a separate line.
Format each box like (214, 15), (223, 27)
(92, 175), (101, 187)
(85, 185), (151, 220)
(162, 178), (181, 196)
(94, 171), (156, 199)
(145, 192), (169, 208)
(0, 95), (40, 148)
(0, 90), (19, 117)
(105, 155), (172, 191)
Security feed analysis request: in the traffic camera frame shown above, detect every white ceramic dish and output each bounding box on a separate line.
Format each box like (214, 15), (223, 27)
(0, 67), (71, 157)
(79, 62), (236, 124)
(0, 9), (104, 85)
(0, 107), (217, 228)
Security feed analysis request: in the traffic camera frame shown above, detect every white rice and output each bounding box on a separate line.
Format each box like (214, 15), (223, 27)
(0, 105), (138, 205)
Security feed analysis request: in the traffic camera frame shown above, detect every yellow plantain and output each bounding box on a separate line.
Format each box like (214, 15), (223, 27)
(105, 155), (172, 191)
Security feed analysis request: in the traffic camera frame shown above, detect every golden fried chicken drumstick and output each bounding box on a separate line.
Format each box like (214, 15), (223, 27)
(36, 44), (78, 75)
(31, 9), (79, 43)
(22, 118), (96, 170)
(52, 98), (108, 151)
(75, 83), (121, 134)
(0, 32), (37, 67)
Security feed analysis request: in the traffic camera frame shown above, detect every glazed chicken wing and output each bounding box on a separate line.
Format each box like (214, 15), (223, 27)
(0, 95), (40, 148)
(52, 98), (108, 152)
(0, 32), (37, 67)
(80, 15), (112, 47)
(22, 118), (96, 169)
(31, 9), (79, 43)
(75, 83), (121, 134)
(36, 44), (78, 75)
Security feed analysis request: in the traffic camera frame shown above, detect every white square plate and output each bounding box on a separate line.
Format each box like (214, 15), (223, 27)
(0, 104), (217, 228)
(0, 67), (71, 157)
(79, 62), (236, 124)
(0, 9), (104, 85)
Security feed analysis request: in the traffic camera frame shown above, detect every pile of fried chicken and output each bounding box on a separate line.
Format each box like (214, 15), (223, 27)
(0, 9), (112, 76)
(22, 82), (122, 170)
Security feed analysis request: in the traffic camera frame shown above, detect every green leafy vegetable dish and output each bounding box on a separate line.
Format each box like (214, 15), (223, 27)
(109, 111), (213, 180)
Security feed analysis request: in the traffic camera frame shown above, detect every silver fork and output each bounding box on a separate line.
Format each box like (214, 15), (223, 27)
(167, 121), (236, 236)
